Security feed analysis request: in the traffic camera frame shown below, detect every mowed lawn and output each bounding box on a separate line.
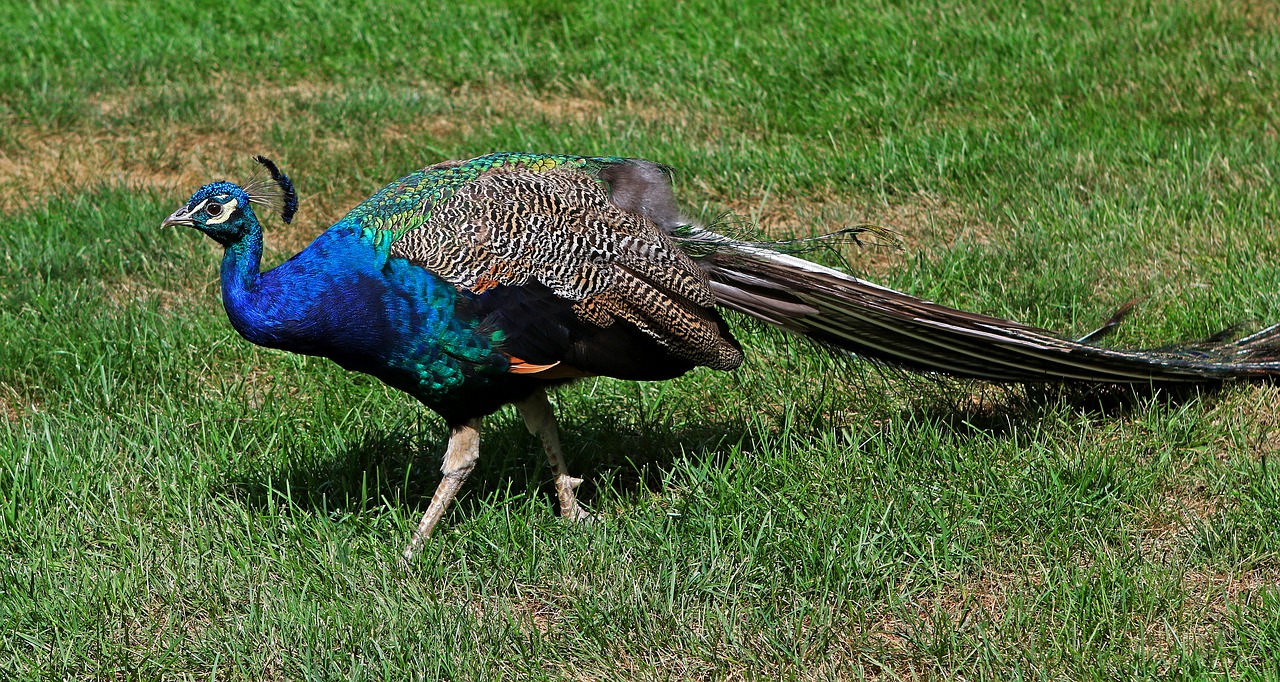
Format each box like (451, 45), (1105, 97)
(3, 0), (1280, 679)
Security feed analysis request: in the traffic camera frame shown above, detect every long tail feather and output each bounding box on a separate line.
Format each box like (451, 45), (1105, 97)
(677, 227), (1280, 383)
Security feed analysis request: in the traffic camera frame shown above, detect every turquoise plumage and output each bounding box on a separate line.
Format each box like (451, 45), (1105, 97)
(166, 153), (1280, 558)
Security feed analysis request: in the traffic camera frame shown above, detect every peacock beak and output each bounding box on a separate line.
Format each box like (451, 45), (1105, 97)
(161, 206), (197, 228)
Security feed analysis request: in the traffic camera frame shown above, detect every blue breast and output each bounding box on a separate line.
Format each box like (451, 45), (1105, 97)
(222, 223), (508, 404)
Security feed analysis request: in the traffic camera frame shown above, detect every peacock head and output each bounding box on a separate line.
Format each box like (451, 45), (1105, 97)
(163, 155), (298, 246)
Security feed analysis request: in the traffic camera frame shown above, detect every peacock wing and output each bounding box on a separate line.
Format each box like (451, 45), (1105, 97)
(362, 153), (744, 374)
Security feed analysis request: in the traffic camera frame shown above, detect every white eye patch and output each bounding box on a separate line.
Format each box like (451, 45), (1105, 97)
(206, 197), (239, 225)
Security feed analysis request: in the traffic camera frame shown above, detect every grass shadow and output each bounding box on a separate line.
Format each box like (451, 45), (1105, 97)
(887, 377), (1249, 441)
(214, 410), (755, 523)
(210, 372), (1259, 525)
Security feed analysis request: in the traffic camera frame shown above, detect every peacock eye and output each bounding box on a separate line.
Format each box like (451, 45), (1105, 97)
(206, 202), (223, 217)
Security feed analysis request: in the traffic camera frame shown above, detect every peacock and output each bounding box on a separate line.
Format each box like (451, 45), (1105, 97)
(164, 153), (1280, 558)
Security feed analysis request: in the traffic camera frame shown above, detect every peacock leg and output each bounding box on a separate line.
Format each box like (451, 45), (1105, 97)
(403, 418), (481, 559)
(515, 388), (593, 522)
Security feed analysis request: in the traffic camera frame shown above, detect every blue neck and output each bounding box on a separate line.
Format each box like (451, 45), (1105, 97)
(220, 228), (264, 295)
(219, 225), (281, 346)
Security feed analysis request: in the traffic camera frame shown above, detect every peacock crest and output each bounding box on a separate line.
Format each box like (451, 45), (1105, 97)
(241, 155), (298, 224)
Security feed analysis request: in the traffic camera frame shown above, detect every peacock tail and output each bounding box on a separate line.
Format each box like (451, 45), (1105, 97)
(676, 226), (1280, 383)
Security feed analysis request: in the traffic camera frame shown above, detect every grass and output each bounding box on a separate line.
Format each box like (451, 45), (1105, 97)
(2, 0), (1280, 678)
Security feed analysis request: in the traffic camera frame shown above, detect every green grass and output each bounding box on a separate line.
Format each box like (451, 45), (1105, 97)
(3, 0), (1280, 678)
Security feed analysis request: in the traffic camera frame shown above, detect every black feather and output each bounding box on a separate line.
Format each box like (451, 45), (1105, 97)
(252, 155), (298, 224)
(463, 282), (700, 381)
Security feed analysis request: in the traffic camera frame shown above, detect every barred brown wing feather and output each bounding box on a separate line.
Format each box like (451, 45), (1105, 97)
(389, 163), (744, 372)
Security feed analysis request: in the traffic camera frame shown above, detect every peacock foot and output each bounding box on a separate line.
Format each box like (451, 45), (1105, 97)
(555, 474), (596, 524)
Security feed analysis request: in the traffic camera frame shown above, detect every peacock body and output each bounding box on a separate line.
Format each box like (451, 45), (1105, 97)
(165, 152), (1280, 557)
